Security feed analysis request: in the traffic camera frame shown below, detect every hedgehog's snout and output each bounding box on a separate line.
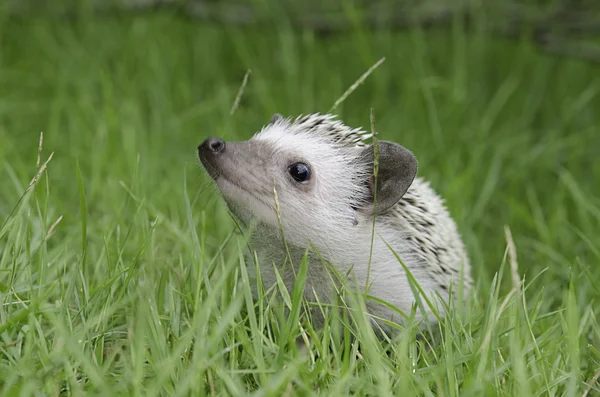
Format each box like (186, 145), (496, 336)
(198, 137), (226, 179)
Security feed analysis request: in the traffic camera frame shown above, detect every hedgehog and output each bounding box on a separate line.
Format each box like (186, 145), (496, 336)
(198, 113), (472, 332)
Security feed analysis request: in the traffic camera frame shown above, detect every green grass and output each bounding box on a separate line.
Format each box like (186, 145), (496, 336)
(1, 7), (600, 396)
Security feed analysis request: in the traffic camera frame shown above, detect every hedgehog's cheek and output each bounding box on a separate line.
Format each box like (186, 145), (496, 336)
(350, 190), (372, 215)
(217, 178), (279, 226)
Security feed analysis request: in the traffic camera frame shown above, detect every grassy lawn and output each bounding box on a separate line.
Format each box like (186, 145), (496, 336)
(1, 7), (599, 396)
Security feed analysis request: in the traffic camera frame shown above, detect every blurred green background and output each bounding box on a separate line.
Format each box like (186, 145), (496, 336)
(1, 0), (599, 395)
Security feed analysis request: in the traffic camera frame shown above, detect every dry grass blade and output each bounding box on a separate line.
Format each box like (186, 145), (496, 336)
(273, 181), (295, 276)
(504, 225), (521, 292)
(45, 215), (63, 240)
(27, 152), (54, 194)
(476, 227), (523, 355)
(329, 57), (385, 113)
(230, 69), (251, 115)
(582, 367), (600, 397)
(207, 369), (216, 397)
(0, 136), (55, 238)
(36, 132), (43, 169)
(365, 107), (379, 294)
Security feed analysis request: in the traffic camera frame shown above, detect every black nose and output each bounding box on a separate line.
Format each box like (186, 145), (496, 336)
(199, 137), (226, 155)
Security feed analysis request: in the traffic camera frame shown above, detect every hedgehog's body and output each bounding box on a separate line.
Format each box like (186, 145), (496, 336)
(198, 114), (472, 331)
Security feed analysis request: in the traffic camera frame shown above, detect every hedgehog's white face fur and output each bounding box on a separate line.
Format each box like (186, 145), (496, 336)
(198, 113), (471, 331)
(199, 113), (417, 251)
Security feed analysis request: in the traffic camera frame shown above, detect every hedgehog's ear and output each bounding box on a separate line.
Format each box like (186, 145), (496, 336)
(359, 141), (418, 215)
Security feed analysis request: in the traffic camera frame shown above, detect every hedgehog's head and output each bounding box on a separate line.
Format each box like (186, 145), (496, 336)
(198, 113), (417, 248)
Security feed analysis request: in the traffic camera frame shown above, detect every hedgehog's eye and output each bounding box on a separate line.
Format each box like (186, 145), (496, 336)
(289, 163), (311, 183)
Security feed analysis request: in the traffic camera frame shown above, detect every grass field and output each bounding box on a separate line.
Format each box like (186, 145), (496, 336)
(1, 7), (599, 396)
